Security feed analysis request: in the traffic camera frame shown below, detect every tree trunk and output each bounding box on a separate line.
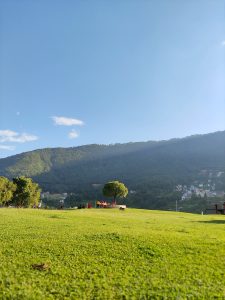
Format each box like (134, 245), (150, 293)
(113, 194), (117, 205)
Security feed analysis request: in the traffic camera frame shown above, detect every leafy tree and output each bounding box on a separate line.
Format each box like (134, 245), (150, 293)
(12, 176), (41, 207)
(0, 176), (16, 205)
(103, 181), (128, 204)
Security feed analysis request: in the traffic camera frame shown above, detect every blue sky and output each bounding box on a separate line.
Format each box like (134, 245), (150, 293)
(0, 0), (224, 158)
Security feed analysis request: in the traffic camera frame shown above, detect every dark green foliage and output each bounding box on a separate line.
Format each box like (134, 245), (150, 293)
(12, 176), (41, 207)
(64, 194), (79, 208)
(103, 181), (128, 202)
(0, 131), (224, 211)
(0, 176), (16, 205)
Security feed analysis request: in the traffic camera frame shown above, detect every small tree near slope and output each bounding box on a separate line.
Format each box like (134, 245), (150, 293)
(102, 181), (128, 205)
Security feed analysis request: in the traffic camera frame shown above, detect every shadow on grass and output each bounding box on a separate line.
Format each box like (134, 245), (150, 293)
(49, 215), (67, 219)
(197, 220), (225, 224)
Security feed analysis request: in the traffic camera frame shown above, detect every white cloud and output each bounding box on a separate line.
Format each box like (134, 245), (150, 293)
(52, 116), (84, 126)
(16, 111), (20, 116)
(0, 145), (15, 151)
(68, 129), (79, 139)
(0, 130), (17, 137)
(0, 130), (38, 143)
(221, 41), (225, 46)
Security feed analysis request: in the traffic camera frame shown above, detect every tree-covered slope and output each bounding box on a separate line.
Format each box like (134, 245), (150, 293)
(0, 131), (224, 209)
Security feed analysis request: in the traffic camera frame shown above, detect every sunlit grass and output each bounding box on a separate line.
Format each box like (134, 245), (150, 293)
(0, 208), (225, 299)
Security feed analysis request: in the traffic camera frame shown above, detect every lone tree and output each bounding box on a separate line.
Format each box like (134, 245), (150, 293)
(103, 181), (128, 204)
(0, 176), (16, 206)
(12, 176), (41, 207)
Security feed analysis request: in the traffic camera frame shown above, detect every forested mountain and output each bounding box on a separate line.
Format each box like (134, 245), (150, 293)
(0, 131), (224, 210)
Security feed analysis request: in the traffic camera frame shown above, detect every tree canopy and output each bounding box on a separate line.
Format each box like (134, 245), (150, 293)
(12, 176), (41, 207)
(0, 176), (16, 205)
(103, 181), (128, 203)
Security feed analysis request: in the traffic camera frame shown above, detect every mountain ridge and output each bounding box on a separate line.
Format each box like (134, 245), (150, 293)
(0, 130), (224, 210)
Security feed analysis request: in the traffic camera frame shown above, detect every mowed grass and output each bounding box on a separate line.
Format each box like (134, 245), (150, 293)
(0, 209), (225, 299)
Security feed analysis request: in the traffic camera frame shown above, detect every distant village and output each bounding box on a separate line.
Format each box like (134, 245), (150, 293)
(176, 170), (225, 201)
(41, 192), (68, 203)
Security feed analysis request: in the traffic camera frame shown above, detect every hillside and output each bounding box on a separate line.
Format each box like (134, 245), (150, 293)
(0, 131), (224, 210)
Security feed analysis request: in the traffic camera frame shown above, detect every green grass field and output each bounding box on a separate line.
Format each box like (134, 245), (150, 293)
(0, 208), (225, 299)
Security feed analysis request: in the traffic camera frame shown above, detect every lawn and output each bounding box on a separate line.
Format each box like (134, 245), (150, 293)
(0, 208), (225, 299)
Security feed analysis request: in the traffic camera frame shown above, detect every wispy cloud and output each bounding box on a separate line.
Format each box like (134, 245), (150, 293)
(68, 129), (79, 139)
(221, 40), (225, 46)
(0, 130), (38, 143)
(52, 116), (84, 126)
(0, 145), (15, 151)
